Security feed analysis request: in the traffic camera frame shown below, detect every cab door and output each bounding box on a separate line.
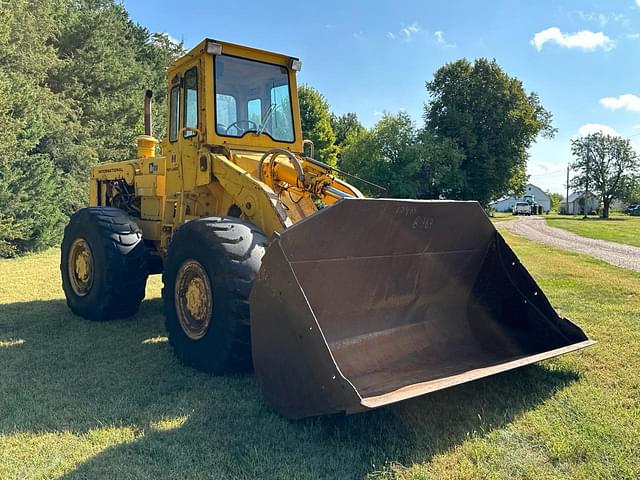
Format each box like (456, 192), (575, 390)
(178, 60), (202, 192)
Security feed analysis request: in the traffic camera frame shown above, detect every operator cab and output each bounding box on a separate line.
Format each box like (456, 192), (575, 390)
(165, 39), (304, 154)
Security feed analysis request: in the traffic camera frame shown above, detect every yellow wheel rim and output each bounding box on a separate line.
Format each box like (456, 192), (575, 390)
(175, 260), (213, 340)
(68, 238), (94, 297)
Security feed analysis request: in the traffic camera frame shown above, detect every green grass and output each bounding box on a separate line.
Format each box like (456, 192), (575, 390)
(1, 238), (639, 479)
(545, 212), (640, 248)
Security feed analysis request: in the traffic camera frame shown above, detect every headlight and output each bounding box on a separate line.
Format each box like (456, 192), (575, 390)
(206, 41), (223, 55)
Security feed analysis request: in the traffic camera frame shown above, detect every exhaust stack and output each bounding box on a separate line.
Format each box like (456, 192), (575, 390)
(144, 89), (153, 136)
(136, 90), (158, 158)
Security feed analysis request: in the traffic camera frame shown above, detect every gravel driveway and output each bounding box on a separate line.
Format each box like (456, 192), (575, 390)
(497, 215), (640, 272)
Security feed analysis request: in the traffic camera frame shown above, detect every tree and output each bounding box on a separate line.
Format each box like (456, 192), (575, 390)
(330, 112), (364, 148)
(339, 112), (421, 197)
(424, 58), (556, 205)
(622, 180), (640, 205)
(415, 131), (465, 199)
(546, 191), (564, 211)
(0, 156), (66, 256)
(570, 133), (639, 218)
(298, 85), (338, 165)
(339, 112), (464, 198)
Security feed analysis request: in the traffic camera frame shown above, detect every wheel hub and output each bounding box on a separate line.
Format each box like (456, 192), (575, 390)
(185, 277), (207, 319)
(175, 260), (213, 340)
(68, 238), (93, 296)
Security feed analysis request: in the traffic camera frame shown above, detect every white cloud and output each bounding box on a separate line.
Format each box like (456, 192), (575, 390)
(352, 31), (364, 40)
(387, 22), (422, 42)
(434, 31), (456, 48)
(628, 33), (640, 39)
(577, 124), (621, 137)
(600, 94), (640, 112)
(531, 27), (614, 51)
(637, 0), (640, 6)
(401, 23), (420, 39)
(633, 124), (640, 130)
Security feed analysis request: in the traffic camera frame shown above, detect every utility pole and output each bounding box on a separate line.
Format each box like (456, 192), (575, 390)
(584, 139), (590, 219)
(566, 165), (570, 214)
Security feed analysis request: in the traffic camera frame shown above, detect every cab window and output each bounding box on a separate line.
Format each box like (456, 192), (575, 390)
(214, 55), (294, 142)
(216, 93), (237, 132)
(248, 98), (262, 125)
(183, 67), (198, 137)
(169, 85), (180, 142)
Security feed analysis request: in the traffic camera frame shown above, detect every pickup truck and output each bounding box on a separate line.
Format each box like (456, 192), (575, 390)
(512, 202), (532, 216)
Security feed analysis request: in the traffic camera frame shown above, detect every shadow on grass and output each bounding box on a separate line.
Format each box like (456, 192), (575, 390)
(0, 299), (581, 479)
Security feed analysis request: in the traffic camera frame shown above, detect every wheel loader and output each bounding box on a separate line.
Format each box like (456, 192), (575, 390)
(61, 38), (595, 419)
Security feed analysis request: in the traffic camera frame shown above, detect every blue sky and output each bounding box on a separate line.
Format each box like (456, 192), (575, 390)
(123, 0), (640, 193)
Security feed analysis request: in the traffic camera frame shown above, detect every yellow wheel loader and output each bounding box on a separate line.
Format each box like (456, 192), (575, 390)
(60, 39), (594, 419)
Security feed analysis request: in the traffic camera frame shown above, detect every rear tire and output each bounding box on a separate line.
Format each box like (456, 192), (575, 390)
(61, 207), (149, 320)
(163, 217), (268, 373)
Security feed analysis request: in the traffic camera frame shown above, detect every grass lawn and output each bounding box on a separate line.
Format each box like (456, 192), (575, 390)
(1, 235), (639, 479)
(545, 213), (640, 248)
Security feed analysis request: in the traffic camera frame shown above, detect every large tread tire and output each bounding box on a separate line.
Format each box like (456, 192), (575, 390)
(163, 217), (268, 374)
(61, 207), (149, 320)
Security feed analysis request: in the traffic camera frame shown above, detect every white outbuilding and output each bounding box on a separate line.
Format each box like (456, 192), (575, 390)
(490, 184), (551, 213)
(560, 192), (599, 215)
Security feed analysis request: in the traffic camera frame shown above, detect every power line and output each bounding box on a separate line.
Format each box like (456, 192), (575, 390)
(528, 168), (565, 177)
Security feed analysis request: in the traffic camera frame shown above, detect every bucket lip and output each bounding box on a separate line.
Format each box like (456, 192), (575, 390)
(283, 198), (486, 234)
(359, 339), (596, 409)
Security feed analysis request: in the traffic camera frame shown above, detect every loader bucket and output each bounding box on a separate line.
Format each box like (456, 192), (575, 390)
(250, 199), (595, 419)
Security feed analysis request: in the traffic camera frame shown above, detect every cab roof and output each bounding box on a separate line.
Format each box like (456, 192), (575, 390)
(169, 38), (299, 71)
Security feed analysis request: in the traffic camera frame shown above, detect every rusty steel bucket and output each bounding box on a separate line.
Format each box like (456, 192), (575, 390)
(250, 199), (595, 419)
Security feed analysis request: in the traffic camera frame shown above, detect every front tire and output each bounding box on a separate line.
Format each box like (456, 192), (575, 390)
(163, 217), (268, 373)
(61, 207), (149, 320)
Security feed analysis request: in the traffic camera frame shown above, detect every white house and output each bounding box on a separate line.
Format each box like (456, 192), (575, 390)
(560, 192), (599, 215)
(490, 184), (551, 212)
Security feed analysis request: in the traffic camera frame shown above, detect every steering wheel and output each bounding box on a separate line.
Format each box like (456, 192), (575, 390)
(225, 120), (258, 136)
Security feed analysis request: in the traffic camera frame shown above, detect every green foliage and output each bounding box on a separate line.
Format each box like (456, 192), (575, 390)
(424, 58), (556, 206)
(570, 133), (640, 218)
(339, 112), (464, 198)
(298, 85), (338, 165)
(330, 112), (365, 148)
(546, 191), (564, 211)
(416, 130), (466, 199)
(622, 181), (640, 205)
(0, 0), (183, 257)
(0, 156), (66, 257)
(339, 112), (420, 196)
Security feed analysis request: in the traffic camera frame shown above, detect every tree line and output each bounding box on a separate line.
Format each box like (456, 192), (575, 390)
(300, 58), (557, 206)
(2, 0), (579, 257)
(0, 0), (183, 257)
(305, 74), (640, 220)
